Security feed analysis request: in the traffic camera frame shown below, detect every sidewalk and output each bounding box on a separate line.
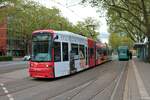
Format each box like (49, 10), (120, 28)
(123, 59), (150, 100)
(13, 57), (23, 61)
(0, 57), (26, 64)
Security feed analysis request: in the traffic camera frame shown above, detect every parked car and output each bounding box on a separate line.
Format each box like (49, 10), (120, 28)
(23, 55), (31, 61)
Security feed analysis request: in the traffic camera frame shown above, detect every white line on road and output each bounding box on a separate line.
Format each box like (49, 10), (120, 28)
(2, 87), (9, 93)
(7, 94), (14, 100)
(0, 82), (15, 100)
(132, 60), (150, 100)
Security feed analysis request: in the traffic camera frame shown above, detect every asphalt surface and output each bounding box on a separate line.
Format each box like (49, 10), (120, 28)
(0, 61), (28, 74)
(0, 60), (128, 100)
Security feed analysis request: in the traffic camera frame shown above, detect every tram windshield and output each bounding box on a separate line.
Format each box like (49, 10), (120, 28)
(118, 46), (129, 55)
(31, 32), (52, 62)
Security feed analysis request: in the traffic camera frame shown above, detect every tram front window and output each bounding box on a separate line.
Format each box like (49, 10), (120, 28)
(119, 49), (126, 55)
(31, 33), (52, 62)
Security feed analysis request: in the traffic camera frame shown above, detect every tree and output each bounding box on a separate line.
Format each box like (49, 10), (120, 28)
(7, 0), (70, 54)
(82, 0), (150, 60)
(5, 0), (101, 55)
(0, 0), (20, 22)
(109, 32), (133, 50)
(109, 33), (121, 49)
(75, 17), (100, 40)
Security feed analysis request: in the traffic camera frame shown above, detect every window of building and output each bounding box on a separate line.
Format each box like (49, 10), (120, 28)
(54, 42), (61, 62)
(62, 42), (68, 61)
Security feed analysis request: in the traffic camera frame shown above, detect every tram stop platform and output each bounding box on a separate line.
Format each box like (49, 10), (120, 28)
(123, 58), (150, 100)
(134, 42), (149, 61)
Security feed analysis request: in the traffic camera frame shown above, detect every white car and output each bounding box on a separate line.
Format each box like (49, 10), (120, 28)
(23, 55), (31, 61)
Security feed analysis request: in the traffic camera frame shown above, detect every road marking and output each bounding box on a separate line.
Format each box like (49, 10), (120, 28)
(132, 60), (150, 100)
(0, 83), (15, 100)
(7, 94), (14, 100)
(110, 63), (126, 100)
(2, 87), (9, 93)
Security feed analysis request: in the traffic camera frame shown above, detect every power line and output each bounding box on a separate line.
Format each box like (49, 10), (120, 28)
(51, 0), (83, 20)
(66, 2), (82, 8)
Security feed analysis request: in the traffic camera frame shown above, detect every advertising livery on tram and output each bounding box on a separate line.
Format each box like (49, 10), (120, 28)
(29, 29), (111, 78)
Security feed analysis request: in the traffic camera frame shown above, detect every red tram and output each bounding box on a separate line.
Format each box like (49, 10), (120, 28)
(29, 29), (111, 78)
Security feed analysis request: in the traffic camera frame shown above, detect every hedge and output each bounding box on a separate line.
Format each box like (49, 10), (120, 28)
(0, 56), (13, 61)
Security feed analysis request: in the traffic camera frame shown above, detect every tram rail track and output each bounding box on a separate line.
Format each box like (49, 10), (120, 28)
(0, 61), (128, 100)
(46, 61), (128, 100)
(0, 62), (109, 97)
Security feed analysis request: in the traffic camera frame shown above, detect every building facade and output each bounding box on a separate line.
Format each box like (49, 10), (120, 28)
(0, 18), (28, 57)
(0, 19), (7, 56)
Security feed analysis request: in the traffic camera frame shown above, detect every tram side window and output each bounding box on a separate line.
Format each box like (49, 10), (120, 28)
(62, 42), (68, 61)
(99, 48), (102, 55)
(96, 49), (99, 59)
(103, 49), (107, 56)
(89, 48), (94, 57)
(79, 45), (85, 59)
(71, 44), (78, 55)
(97, 48), (102, 56)
(54, 42), (61, 62)
(85, 47), (88, 65)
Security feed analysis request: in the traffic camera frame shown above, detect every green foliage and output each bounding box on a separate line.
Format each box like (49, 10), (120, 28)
(82, 0), (150, 42)
(6, 1), (100, 54)
(74, 17), (100, 40)
(0, 56), (13, 61)
(0, 0), (21, 22)
(7, 1), (100, 41)
(109, 33), (133, 50)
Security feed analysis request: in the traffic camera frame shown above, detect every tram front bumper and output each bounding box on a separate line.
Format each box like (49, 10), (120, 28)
(29, 67), (54, 78)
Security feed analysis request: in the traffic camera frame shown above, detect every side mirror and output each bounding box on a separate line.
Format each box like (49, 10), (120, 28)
(53, 35), (58, 40)
(51, 35), (58, 48)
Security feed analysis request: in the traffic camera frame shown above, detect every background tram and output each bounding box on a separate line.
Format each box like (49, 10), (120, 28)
(117, 46), (130, 61)
(29, 29), (111, 78)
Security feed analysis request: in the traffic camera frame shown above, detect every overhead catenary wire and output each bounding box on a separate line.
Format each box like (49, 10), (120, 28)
(51, 0), (84, 20)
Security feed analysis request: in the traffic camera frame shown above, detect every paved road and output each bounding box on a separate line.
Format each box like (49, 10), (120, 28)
(0, 60), (128, 100)
(0, 61), (28, 74)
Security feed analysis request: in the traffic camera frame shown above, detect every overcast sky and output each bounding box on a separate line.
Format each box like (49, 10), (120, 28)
(34, 0), (109, 43)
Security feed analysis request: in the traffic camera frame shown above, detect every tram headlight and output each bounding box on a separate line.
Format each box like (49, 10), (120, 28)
(46, 64), (49, 68)
(30, 63), (33, 67)
(45, 64), (53, 68)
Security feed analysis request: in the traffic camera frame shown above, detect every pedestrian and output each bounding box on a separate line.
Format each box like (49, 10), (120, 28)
(129, 51), (132, 59)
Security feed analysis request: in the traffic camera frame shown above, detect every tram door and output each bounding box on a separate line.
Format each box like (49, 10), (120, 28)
(70, 50), (76, 73)
(70, 44), (78, 73)
(54, 42), (70, 77)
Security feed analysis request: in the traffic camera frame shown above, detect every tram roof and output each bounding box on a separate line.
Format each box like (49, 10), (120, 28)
(134, 42), (147, 48)
(118, 46), (129, 49)
(54, 31), (87, 39)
